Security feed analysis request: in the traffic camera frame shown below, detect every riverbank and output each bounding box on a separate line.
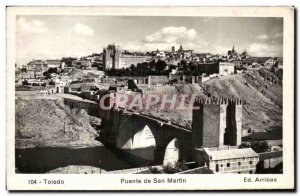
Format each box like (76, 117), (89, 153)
(46, 165), (108, 174)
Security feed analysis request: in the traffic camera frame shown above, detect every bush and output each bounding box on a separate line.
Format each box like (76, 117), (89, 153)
(163, 163), (178, 174)
(149, 167), (160, 174)
(251, 141), (269, 153)
(162, 161), (188, 174)
(22, 80), (29, 85)
(239, 141), (270, 153)
(43, 68), (59, 79)
(239, 143), (251, 149)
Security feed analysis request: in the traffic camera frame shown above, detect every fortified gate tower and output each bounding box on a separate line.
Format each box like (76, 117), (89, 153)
(192, 97), (242, 148)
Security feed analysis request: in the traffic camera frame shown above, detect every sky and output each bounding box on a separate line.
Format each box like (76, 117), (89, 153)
(16, 15), (283, 65)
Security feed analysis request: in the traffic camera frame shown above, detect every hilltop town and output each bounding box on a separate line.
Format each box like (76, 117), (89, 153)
(15, 44), (283, 174)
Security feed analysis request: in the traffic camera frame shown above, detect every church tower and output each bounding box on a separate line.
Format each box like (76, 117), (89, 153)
(232, 45), (236, 54)
(178, 44), (183, 52)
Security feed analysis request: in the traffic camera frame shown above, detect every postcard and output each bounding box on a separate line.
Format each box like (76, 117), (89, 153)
(6, 6), (294, 190)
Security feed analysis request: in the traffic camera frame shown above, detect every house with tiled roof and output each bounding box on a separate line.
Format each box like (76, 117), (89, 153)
(196, 147), (259, 174)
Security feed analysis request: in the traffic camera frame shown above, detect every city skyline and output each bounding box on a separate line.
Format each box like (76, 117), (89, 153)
(16, 16), (283, 65)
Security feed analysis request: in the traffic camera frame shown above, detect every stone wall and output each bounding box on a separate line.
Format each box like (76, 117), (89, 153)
(192, 98), (243, 148)
(64, 98), (99, 117)
(149, 75), (169, 85)
(262, 157), (283, 169)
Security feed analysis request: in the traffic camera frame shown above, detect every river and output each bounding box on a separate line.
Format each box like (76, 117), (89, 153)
(15, 146), (136, 173)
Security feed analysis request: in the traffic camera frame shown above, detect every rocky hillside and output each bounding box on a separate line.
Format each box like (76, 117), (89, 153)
(15, 98), (102, 149)
(147, 69), (282, 130)
(203, 70), (282, 129)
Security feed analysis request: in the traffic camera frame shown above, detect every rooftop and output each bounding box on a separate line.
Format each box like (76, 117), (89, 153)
(258, 151), (283, 160)
(203, 148), (259, 161)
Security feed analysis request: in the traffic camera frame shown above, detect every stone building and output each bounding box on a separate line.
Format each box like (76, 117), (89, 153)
(26, 59), (44, 70)
(258, 151), (283, 169)
(103, 44), (121, 70)
(192, 98), (242, 148)
(72, 59), (92, 69)
(45, 59), (62, 68)
(119, 56), (147, 69)
(219, 62), (235, 75)
(103, 44), (146, 70)
(228, 45), (237, 56)
(17, 71), (35, 79)
(199, 147), (259, 174)
(192, 97), (260, 174)
(193, 62), (235, 76)
(196, 63), (219, 75)
(171, 46), (175, 53)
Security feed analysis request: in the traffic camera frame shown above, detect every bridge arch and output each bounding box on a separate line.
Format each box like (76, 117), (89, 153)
(132, 124), (156, 149)
(116, 114), (158, 150)
(163, 137), (181, 167)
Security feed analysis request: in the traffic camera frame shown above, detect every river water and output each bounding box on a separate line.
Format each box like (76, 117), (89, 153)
(15, 146), (136, 173)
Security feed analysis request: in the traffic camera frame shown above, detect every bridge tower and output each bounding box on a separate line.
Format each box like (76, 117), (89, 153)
(192, 97), (242, 149)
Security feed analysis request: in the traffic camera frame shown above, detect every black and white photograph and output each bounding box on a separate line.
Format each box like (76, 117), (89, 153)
(6, 6), (295, 191)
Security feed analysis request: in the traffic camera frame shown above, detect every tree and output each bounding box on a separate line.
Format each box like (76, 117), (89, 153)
(62, 57), (76, 67)
(156, 60), (167, 73)
(22, 80), (29, 85)
(180, 60), (190, 75)
(49, 80), (55, 85)
(43, 68), (59, 79)
(168, 64), (176, 71)
(149, 60), (156, 71)
(251, 141), (269, 153)
(240, 141), (270, 153)
(105, 59), (173, 76)
(239, 143), (251, 149)
(180, 59), (187, 67)
(192, 70), (200, 76)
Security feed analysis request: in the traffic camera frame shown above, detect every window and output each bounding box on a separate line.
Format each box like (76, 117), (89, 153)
(249, 161), (253, 165)
(227, 163), (230, 167)
(238, 172), (241, 174)
(249, 171), (253, 174)
(221, 164), (223, 167)
(238, 162), (241, 166)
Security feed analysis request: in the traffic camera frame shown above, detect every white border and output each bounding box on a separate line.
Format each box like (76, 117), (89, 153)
(6, 6), (294, 191)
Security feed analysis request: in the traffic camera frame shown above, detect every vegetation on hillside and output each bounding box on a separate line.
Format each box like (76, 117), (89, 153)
(105, 60), (173, 76)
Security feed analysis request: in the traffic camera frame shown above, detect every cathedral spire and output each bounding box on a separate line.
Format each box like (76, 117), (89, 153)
(232, 45), (236, 54)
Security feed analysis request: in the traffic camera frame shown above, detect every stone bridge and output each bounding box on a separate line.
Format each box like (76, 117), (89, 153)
(110, 109), (193, 166)
(64, 96), (242, 168)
